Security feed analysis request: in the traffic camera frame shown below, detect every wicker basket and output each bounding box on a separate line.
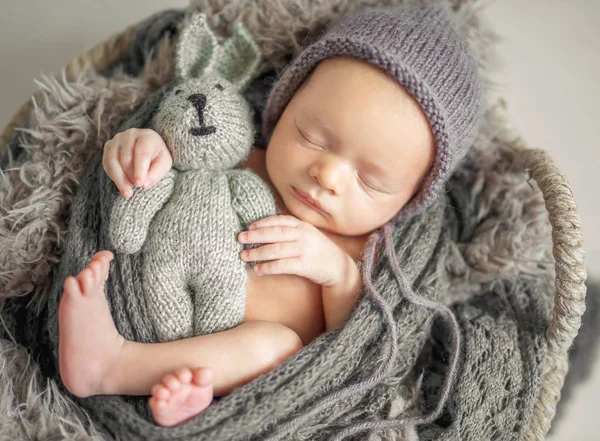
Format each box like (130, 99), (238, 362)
(0, 18), (587, 441)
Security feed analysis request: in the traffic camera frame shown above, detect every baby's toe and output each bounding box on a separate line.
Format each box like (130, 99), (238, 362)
(150, 383), (162, 396)
(94, 250), (114, 265)
(174, 367), (193, 384)
(93, 252), (112, 277)
(93, 250), (112, 259)
(162, 374), (182, 392)
(149, 396), (167, 410)
(192, 367), (214, 387)
(76, 268), (95, 293)
(151, 384), (171, 401)
(63, 276), (83, 298)
(88, 261), (103, 282)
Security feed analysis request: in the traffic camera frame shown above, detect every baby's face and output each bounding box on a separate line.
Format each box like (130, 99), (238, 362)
(266, 57), (435, 236)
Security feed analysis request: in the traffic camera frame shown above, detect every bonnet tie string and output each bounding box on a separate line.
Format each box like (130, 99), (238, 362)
(331, 222), (462, 440)
(262, 230), (397, 441)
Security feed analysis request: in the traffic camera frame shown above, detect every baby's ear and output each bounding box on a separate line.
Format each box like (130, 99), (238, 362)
(216, 21), (261, 90)
(176, 13), (218, 79)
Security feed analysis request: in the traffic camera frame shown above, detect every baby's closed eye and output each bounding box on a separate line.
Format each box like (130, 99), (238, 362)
(357, 174), (386, 193)
(295, 125), (325, 149)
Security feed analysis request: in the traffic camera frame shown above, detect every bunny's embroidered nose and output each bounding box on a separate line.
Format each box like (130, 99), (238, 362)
(188, 93), (217, 136)
(188, 93), (207, 110)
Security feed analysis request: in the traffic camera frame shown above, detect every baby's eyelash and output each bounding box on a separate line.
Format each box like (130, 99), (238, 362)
(297, 126), (323, 148)
(358, 175), (383, 193)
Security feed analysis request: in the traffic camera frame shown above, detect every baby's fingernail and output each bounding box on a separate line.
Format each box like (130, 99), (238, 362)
(239, 232), (248, 242)
(253, 265), (262, 275)
(249, 224), (256, 230)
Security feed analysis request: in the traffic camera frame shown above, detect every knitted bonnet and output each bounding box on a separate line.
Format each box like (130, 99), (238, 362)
(261, 2), (483, 218)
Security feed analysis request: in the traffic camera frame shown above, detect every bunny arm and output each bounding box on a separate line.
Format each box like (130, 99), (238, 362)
(227, 169), (277, 230)
(109, 169), (177, 254)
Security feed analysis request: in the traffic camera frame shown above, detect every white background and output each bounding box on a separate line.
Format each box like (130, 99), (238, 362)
(0, 1), (598, 439)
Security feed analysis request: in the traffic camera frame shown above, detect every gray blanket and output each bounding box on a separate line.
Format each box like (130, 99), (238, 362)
(44, 150), (461, 438)
(43, 155), (551, 441)
(0, 1), (569, 440)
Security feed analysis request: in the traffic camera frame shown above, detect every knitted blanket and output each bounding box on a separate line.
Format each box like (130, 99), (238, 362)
(0, 1), (560, 440)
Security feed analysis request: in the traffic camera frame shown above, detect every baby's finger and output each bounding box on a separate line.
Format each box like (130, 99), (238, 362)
(132, 139), (155, 188)
(103, 149), (134, 197)
(102, 138), (120, 172)
(241, 242), (301, 262)
(253, 258), (303, 277)
(248, 215), (302, 230)
(118, 138), (136, 186)
(145, 148), (173, 190)
(238, 225), (300, 244)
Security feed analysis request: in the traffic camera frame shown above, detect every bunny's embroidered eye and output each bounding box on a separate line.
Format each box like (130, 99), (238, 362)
(214, 84), (224, 91)
(175, 89), (183, 96)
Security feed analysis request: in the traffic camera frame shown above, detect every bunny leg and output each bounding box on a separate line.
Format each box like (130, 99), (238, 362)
(143, 261), (194, 342)
(189, 264), (247, 336)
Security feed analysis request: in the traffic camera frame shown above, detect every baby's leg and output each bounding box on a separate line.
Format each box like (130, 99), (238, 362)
(58, 251), (304, 401)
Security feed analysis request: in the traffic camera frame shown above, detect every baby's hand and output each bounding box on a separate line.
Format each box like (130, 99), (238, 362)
(237, 215), (352, 287)
(102, 128), (173, 198)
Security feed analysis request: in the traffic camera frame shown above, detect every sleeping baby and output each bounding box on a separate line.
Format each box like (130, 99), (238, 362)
(56, 3), (482, 428)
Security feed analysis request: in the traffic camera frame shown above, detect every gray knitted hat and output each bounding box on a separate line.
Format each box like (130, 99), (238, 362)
(261, 2), (483, 218)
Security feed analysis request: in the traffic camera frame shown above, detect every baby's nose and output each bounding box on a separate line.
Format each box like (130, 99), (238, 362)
(188, 93), (207, 111)
(311, 159), (350, 195)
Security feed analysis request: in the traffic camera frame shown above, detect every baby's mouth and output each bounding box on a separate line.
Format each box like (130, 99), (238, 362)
(292, 187), (326, 214)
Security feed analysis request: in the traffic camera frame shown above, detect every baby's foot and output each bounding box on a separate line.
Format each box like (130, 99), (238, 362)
(58, 250), (125, 397)
(149, 367), (214, 427)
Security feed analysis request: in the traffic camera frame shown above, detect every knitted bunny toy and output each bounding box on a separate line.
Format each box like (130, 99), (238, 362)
(108, 14), (276, 342)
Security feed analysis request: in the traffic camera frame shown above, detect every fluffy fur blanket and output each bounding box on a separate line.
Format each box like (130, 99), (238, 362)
(0, 1), (571, 440)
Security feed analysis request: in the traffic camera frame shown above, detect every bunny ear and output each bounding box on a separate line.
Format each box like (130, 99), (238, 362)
(216, 22), (261, 90)
(176, 13), (218, 79)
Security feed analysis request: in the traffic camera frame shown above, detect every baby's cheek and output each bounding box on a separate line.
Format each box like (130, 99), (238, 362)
(335, 200), (372, 234)
(351, 197), (403, 234)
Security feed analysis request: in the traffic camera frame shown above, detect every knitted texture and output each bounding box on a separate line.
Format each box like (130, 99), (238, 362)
(262, 2), (483, 218)
(176, 13), (261, 89)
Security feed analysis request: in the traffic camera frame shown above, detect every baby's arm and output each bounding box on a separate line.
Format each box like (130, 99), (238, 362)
(321, 259), (362, 331)
(238, 215), (363, 331)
